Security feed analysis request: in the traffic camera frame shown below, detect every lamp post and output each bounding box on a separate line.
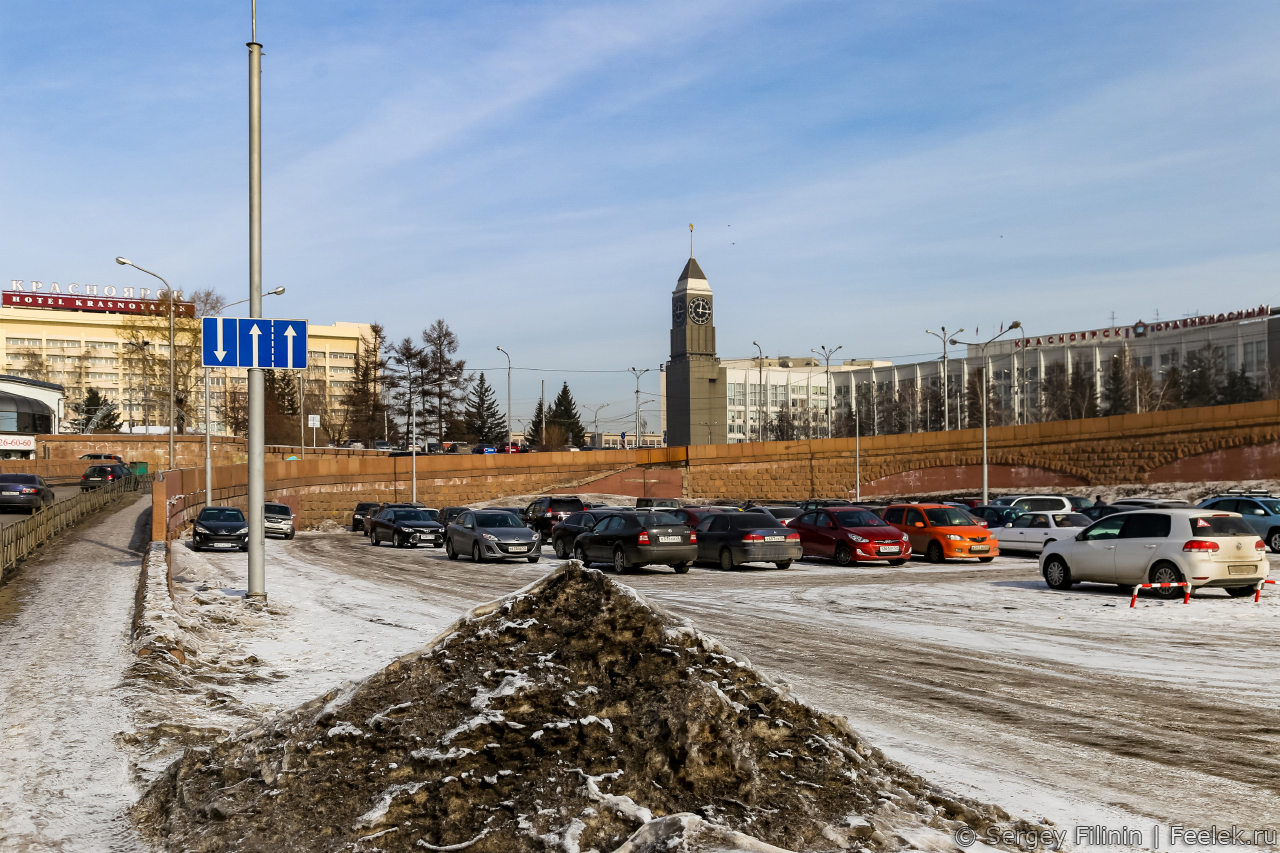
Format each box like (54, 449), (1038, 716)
(950, 322), (1021, 504)
(925, 327), (962, 431)
(496, 346), (511, 452)
(752, 341), (764, 442)
(587, 403), (610, 448)
(811, 346), (842, 439)
(115, 258), (177, 470)
(697, 421), (719, 443)
(628, 367), (650, 450)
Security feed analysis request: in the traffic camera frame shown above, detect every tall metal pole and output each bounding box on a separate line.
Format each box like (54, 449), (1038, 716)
(753, 342), (764, 441)
(410, 368), (417, 503)
(246, 9), (266, 601)
(812, 346), (842, 440)
(926, 328), (961, 431)
(629, 367), (650, 450)
(854, 380), (860, 500)
(204, 367), (212, 506)
(497, 347), (511, 451)
(299, 371), (305, 458)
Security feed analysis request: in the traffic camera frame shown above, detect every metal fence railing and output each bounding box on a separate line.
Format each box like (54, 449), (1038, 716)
(0, 474), (153, 576)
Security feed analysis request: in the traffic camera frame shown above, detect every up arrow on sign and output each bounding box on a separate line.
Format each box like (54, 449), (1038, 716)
(202, 318), (309, 369)
(283, 325), (297, 368)
(248, 323), (263, 368)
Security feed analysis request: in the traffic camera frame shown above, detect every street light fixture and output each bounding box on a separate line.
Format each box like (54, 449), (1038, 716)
(925, 327), (962, 431)
(628, 367), (650, 450)
(950, 321), (1021, 505)
(752, 341), (764, 442)
(116, 257), (179, 472)
(587, 402), (611, 447)
(811, 346), (842, 439)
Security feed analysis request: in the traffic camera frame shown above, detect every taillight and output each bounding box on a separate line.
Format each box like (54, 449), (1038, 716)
(1182, 539), (1219, 552)
(689, 531), (697, 543)
(1256, 539), (1267, 551)
(786, 532), (800, 541)
(107, 474), (114, 480)
(20, 487), (37, 494)
(742, 533), (765, 542)
(638, 531), (650, 545)
(80, 474), (87, 480)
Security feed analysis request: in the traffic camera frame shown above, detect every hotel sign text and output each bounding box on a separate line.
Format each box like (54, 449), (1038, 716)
(5, 280), (194, 316)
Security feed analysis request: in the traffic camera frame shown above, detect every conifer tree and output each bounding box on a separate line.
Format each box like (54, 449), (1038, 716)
(547, 382), (586, 447)
(463, 373), (504, 444)
(527, 398), (545, 448)
(71, 387), (122, 433)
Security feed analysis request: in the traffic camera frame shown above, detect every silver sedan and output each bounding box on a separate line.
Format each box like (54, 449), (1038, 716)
(445, 510), (540, 563)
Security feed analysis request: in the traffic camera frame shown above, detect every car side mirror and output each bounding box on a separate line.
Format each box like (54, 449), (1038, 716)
(1075, 531), (1086, 541)
(914, 521), (924, 528)
(1004, 522), (1013, 528)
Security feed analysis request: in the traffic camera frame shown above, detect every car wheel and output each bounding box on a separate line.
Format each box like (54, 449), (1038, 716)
(887, 558), (906, 566)
(978, 556), (995, 563)
(834, 543), (852, 567)
(1268, 530), (1280, 553)
(613, 547), (629, 574)
(1226, 585), (1257, 598)
(672, 561), (691, 574)
(1043, 556), (1072, 589)
(574, 543), (591, 567)
(394, 532), (406, 548)
(445, 538), (458, 560)
(1148, 562), (1184, 598)
(719, 548), (736, 571)
(370, 532), (380, 546)
(473, 543), (485, 563)
(774, 560), (792, 570)
(553, 537), (569, 559)
(926, 541), (944, 564)
(285, 530), (295, 540)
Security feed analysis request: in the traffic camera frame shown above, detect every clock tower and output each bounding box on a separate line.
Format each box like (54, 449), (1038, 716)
(666, 257), (727, 446)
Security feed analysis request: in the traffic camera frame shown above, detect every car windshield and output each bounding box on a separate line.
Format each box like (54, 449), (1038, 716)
(924, 507), (978, 527)
(476, 513), (523, 528)
(1190, 515), (1256, 537)
(0, 474), (37, 484)
(764, 507), (802, 518)
(392, 510), (433, 522)
(1053, 513), (1092, 528)
(637, 512), (681, 526)
(550, 499), (583, 512)
(265, 504), (291, 516)
(356, 503), (379, 512)
(832, 510), (887, 527)
(200, 508), (245, 522)
(85, 467), (112, 476)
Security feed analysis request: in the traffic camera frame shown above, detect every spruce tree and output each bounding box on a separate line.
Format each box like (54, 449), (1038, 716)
(527, 398), (545, 448)
(1102, 350), (1132, 416)
(464, 372), (504, 444)
(72, 387), (122, 433)
(548, 383), (586, 446)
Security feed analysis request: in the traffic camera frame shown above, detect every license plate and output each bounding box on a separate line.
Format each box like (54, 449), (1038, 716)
(508, 545), (528, 553)
(877, 546), (900, 554)
(765, 536), (785, 542)
(970, 545), (990, 553)
(1228, 564), (1258, 575)
(1, 491), (17, 495)
(213, 542), (235, 549)
(659, 536), (682, 543)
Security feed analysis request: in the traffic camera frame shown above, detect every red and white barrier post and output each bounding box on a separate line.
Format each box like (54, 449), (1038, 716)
(1129, 582), (1192, 608)
(1255, 578), (1277, 602)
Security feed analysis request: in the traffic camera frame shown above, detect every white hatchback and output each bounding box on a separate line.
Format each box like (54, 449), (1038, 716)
(993, 511), (1091, 553)
(1039, 508), (1270, 598)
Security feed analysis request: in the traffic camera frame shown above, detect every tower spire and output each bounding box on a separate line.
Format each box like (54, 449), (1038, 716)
(689, 223), (693, 258)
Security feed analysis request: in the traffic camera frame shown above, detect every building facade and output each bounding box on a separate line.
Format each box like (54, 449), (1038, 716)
(2, 282), (371, 435)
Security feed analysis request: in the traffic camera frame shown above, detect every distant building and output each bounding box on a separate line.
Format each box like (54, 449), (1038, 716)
(0, 374), (64, 459)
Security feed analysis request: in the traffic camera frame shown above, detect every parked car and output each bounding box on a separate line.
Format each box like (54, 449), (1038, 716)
(636, 497), (680, 509)
(441, 506), (470, 527)
(351, 501), (381, 532)
(484, 506), (525, 517)
(1111, 498), (1190, 509)
(666, 506), (727, 530)
(1006, 495), (1084, 513)
(572, 511), (696, 574)
(1040, 508), (1269, 598)
(471, 444), (498, 454)
(753, 505), (804, 525)
(789, 507), (910, 566)
(549, 509), (621, 558)
(368, 506), (446, 547)
(446, 510), (540, 562)
(0, 473), (55, 513)
(1078, 504), (1130, 522)
(372, 440), (393, 451)
(692, 512), (801, 570)
(1197, 494), (1280, 551)
(192, 506), (249, 552)
(883, 503), (998, 563)
(521, 496), (586, 542)
(79, 452), (125, 465)
(264, 502), (296, 539)
(80, 464), (135, 492)
(797, 499), (854, 511)
(970, 505), (1027, 527)
(991, 511), (1091, 553)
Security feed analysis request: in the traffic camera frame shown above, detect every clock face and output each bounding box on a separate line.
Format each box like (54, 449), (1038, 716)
(672, 297), (686, 327)
(689, 296), (712, 325)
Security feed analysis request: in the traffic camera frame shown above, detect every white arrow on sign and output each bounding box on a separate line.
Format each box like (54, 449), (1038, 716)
(214, 318), (227, 361)
(283, 324), (297, 369)
(249, 323), (262, 367)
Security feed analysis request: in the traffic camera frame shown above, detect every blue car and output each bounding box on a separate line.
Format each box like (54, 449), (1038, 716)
(1197, 493), (1280, 551)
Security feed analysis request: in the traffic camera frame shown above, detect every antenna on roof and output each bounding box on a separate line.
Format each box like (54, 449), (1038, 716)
(689, 223), (694, 258)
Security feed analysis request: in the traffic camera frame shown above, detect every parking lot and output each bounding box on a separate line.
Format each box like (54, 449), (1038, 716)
(169, 528), (1280, 845)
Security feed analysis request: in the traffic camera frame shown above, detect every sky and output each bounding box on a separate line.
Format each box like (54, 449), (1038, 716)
(2, 1), (1279, 431)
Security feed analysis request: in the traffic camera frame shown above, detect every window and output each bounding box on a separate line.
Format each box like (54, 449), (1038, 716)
(1027, 515), (1050, 528)
(831, 510), (887, 527)
(1054, 514), (1092, 528)
(904, 508), (926, 527)
(924, 507), (976, 526)
(1082, 516), (1126, 540)
(791, 384), (806, 396)
(1118, 514), (1171, 538)
(308, 350), (327, 360)
(769, 385), (786, 408)
(883, 507), (905, 524)
(1011, 515), (1034, 528)
(5, 338), (41, 347)
(1226, 345), (1237, 371)
(1235, 501), (1267, 517)
(329, 351), (357, 360)
(1188, 516), (1254, 537)
(709, 516), (731, 532)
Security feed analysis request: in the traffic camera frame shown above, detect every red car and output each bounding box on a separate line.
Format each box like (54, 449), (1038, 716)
(789, 506), (911, 566)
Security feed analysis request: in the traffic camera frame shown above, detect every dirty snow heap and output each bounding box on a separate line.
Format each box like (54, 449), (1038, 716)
(134, 563), (1028, 852)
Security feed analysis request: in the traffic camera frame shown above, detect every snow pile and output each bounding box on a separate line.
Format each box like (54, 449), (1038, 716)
(133, 563), (1032, 852)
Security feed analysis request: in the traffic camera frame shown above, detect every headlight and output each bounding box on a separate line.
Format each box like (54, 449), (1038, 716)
(946, 534), (963, 541)
(482, 533), (498, 541)
(235, 527), (248, 535)
(194, 524), (209, 534)
(847, 533), (868, 543)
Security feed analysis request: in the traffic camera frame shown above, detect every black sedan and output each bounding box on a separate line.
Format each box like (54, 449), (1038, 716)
(351, 502), (381, 532)
(970, 505), (1026, 527)
(192, 506), (249, 552)
(0, 474), (55, 513)
(549, 508), (622, 558)
(80, 463), (135, 492)
(694, 512), (801, 570)
(367, 507), (445, 548)
(573, 511), (696, 574)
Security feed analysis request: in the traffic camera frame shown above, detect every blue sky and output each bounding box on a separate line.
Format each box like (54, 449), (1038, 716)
(3, 1), (1278, 428)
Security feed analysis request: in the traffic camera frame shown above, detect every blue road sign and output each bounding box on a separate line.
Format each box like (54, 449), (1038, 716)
(202, 317), (308, 369)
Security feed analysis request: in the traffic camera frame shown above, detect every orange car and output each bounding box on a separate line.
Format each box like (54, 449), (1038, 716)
(883, 503), (997, 563)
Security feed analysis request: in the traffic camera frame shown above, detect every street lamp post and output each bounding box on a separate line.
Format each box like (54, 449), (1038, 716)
(950, 322), (1021, 504)
(115, 258), (176, 470)
(628, 367), (650, 450)
(697, 421), (719, 443)
(812, 346), (842, 439)
(925, 327), (963, 431)
(752, 341), (764, 442)
(587, 403), (610, 448)
(496, 347), (511, 452)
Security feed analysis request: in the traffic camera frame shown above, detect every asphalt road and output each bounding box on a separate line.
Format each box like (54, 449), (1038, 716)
(0, 486), (83, 529)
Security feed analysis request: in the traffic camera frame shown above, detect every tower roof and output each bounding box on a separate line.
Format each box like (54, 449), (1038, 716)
(678, 257), (706, 282)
